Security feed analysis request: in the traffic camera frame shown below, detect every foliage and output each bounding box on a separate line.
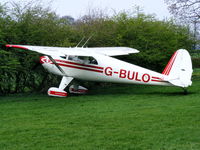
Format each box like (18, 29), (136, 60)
(192, 58), (200, 68)
(0, 1), (195, 94)
(0, 50), (19, 93)
(111, 13), (193, 71)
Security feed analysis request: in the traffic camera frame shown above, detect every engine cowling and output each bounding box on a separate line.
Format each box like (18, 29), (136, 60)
(48, 87), (68, 97)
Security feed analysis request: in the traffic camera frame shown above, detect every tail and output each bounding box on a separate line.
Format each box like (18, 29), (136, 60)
(162, 49), (193, 88)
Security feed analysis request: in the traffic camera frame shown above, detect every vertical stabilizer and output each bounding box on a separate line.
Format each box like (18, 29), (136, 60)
(162, 49), (193, 88)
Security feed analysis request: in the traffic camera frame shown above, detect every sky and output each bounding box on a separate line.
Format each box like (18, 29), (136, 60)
(52, 0), (171, 19)
(1, 0), (171, 20)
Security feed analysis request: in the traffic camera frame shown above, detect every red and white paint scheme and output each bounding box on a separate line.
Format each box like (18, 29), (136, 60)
(6, 44), (193, 97)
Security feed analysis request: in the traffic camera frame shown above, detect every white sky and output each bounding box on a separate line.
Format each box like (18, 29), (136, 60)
(1, 0), (171, 20)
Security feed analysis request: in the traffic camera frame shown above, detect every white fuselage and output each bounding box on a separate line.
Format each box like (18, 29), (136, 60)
(40, 55), (172, 86)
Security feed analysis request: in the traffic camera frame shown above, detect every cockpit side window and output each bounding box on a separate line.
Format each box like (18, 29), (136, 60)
(60, 56), (67, 59)
(67, 56), (98, 65)
(89, 57), (98, 65)
(68, 55), (75, 61)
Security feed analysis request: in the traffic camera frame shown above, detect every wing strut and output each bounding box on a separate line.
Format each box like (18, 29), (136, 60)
(48, 56), (67, 76)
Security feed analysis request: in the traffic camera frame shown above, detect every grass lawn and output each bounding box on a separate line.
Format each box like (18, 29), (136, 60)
(0, 79), (200, 150)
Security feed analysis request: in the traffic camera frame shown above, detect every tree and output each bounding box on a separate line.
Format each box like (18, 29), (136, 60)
(60, 16), (75, 25)
(110, 12), (194, 71)
(165, 0), (200, 22)
(165, 0), (200, 49)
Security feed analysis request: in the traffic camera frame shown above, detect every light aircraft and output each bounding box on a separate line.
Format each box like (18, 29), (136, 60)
(5, 42), (193, 97)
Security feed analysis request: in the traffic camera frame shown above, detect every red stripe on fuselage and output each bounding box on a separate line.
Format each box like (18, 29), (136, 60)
(151, 80), (168, 83)
(55, 59), (103, 70)
(57, 63), (104, 73)
(151, 76), (163, 82)
(151, 79), (162, 82)
(152, 76), (162, 80)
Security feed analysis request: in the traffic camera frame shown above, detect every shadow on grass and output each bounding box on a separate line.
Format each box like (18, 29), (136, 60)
(87, 84), (197, 97)
(148, 91), (196, 96)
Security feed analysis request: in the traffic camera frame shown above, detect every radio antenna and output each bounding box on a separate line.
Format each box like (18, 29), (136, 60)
(82, 35), (93, 48)
(76, 36), (85, 47)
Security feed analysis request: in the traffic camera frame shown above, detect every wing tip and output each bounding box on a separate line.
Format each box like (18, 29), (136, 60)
(6, 44), (28, 50)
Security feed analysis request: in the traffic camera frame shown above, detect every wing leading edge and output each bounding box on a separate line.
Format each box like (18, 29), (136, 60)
(6, 44), (139, 56)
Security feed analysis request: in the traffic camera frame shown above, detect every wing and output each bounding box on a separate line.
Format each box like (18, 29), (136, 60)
(6, 44), (139, 56)
(87, 47), (139, 56)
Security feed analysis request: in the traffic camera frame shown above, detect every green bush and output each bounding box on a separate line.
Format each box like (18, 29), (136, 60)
(192, 58), (200, 68)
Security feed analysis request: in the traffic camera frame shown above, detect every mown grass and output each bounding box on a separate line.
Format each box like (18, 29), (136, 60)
(0, 79), (200, 150)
